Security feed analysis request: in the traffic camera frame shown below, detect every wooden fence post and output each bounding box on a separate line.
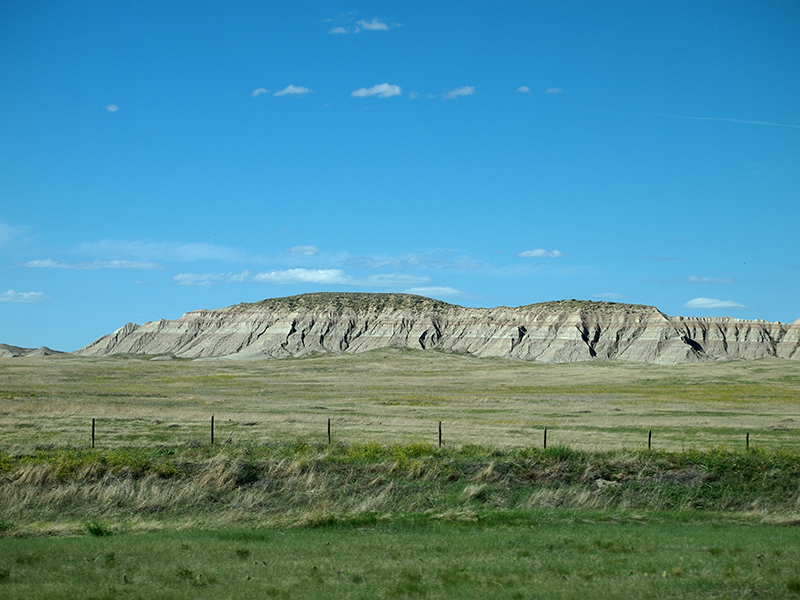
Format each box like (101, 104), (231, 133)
(92, 418), (95, 449)
(328, 418), (331, 445)
(543, 427), (547, 450)
(211, 414), (215, 446)
(438, 421), (442, 448)
(746, 431), (750, 450)
(648, 429), (652, 450)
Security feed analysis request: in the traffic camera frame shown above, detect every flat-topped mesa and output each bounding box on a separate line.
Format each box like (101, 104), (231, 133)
(242, 291), (456, 313)
(73, 292), (800, 364)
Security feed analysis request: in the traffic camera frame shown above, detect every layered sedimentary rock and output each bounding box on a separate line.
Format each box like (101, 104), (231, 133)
(74, 293), (800, 364)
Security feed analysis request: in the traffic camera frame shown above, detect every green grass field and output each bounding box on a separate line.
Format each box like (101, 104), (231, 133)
(2, 519), (800, 599)
(1, 351), (799, 598)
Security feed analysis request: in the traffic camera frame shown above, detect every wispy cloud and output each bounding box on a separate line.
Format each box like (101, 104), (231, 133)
(687, 276), (735, 284)
(0, 221), (26, 245)
(344, 249), (483, 271)
(351, 83), (402, 98)
(329, 26), (349, 34)
(405, 286), (465, 299)
(518, 249), (563, 258)
(173, 272), (251, 287)
(1, 289), (47, 303)
(22, 259), (162, 270)
(274, 85), (312, 97)
(358, 273), (430, 286)
(285, 245), (321, 257)
(517, 86), (530, 93)
(640, 256), (684, 262)
(174, 268), (429, 288)
(649, 275), (733, 284)
(76, 240), (252, 263)
(595, 108), (800, 130)
(644, 112), (800, 129)
(443, 86), (475, 100)
(684, 297), (747, 309)
(105, 104), (119, 112)
(253, 268), (347, 285)
(251, 88), (269, 97)
(545, 87), (564, 94)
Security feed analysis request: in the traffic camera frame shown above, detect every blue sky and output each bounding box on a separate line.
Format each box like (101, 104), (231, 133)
(2, 1), (799, 351)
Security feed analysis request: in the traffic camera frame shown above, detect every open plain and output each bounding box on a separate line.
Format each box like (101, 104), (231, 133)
(1, 350), (799, 451)
(1, 352), (799, 598)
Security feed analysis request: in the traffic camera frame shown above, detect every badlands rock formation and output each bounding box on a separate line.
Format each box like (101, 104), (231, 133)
(0, 344), (62, 358)
(74, 293), (800, 364)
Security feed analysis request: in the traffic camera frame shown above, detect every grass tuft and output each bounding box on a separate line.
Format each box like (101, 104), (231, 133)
(85, 522), (112, 537)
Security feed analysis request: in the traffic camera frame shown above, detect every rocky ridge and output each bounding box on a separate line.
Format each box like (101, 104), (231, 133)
(72, 293), (800, 364)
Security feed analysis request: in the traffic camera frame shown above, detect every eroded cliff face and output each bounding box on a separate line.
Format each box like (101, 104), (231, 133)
(74, 293), (800, 364)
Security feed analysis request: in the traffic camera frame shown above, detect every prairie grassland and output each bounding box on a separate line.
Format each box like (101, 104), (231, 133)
(3, 351), (799, 599)
(1, 350), (798, 451)
(2, 441), (800, 538)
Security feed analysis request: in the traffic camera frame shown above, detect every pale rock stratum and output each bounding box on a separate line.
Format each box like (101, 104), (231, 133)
(72, 293), (800, 364)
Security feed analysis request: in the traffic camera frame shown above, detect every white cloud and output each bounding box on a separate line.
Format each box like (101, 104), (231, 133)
(251, 88), (269, 97)
(286, 245), (321, 257)
(545, 87), (564, 94)
(274, 85), (312, 97)
(593, 293), (626, 299)
(684, 297), (747, 309)
(517, 86), (530, 93)
(687, 276), (735, 284)
(105, 104), (119, 112)
(1, 289), (47, 303)
(22, 259), (162, 270)
(443, 86), (476, 100)
(351, 83), (402, 98)
(357, 18), (389, 30)
(329, 26), (349, 34)
(405, 286), (464, 299)
(517, 249), (564, 258)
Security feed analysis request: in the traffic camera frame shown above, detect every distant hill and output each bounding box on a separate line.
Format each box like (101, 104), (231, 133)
(0, 344), (63, 358)
(70, 292), (800, 364)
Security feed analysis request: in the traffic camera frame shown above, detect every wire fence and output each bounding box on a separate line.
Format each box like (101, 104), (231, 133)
(8, 414), (789, 453)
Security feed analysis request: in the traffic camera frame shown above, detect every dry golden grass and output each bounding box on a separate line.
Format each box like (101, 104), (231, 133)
(1, 349), (799, 451)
